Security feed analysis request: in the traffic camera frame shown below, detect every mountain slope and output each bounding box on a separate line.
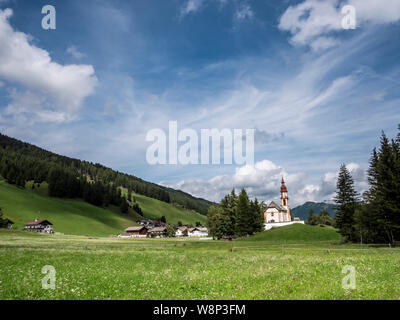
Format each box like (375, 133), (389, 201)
(0, 180), (207, 236)
(291, 202), (337, 221)
(0, 133), (212, 215)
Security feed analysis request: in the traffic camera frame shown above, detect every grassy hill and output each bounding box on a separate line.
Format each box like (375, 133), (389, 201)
(291, 202), (337, 221)
(0, 133), (213, 215)
(0, 179), (206, 236)
(241, 224), (341, 243)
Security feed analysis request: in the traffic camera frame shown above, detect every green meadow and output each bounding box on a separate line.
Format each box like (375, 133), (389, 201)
(1, 227), (400, 300)
(0, 180), (206, 236)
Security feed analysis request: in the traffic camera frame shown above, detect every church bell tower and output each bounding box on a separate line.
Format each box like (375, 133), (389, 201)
(280, 177), (291, 221)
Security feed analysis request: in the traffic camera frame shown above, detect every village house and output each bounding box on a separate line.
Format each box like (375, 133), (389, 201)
(125, 226), (148, 238)
(147, 226), (167, 238)
(24, 219), (54, 234)
(188, 227), (208, 237)
(175, 226), (187, 237)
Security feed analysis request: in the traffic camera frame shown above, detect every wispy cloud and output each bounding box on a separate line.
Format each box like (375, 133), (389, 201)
(67, 45), (85, 59)
(235, 3), (253, 20)
(180, 0), (205, 18)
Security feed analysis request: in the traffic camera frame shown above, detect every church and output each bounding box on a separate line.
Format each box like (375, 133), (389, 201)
(264, 177), (304, 230)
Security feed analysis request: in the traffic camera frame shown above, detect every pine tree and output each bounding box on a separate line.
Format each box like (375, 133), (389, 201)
(307, 209), (318, 225)
(207, 205), (228, 240)
(220, 189), (237, 236)
(235, 189), (252, 236)
(318, 209), (332, 226)
(251, 198), (264, 233)
(120, 197), (129, 214)
(334, 164), (358, 241)
(364, 131), (400, 244)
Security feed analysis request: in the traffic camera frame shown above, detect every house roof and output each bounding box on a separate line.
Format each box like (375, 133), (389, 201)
(178, 227), (187, 231)
(125, 226), (147, 232)
(149, 227), (166, 232)
(267, 201), (287, 212)
(25, 219), (52, 226)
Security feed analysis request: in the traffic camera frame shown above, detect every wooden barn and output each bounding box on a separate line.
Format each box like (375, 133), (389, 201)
(24, 219), (54, 234)
(125, 226), (148, 238)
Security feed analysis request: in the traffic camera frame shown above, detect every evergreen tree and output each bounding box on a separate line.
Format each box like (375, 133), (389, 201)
(120, 197), (129, 214)
(250, 198), (264, 233)
(363, 131), (400, 244)
(334, 164), (358, 241)
(207, 205), (228, 240)
(220, 189), (237, 236)
(307, 209), (318, 225)
(318, 209), (333, 226)
(235, 189), (253, 236)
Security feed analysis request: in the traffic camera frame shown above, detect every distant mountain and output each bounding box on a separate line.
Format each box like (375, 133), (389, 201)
(291, 202), (337, 221)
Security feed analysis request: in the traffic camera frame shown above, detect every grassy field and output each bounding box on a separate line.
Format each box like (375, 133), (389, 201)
(1, 227), (400, 300)
(0, 180), (206, 236)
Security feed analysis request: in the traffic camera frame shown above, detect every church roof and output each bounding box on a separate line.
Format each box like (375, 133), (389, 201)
(267, 201), (287, 212)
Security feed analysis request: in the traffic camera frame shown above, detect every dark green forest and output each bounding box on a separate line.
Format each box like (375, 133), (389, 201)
(334, 125), (400, 244)
(0, 133), (212, 215)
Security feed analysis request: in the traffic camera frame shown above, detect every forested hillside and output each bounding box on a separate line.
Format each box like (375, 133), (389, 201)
(0, 133), (212, 215)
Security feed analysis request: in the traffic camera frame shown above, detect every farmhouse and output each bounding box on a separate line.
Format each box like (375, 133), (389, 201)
(147, 226), (167, 238)
(188, 227), (208, 237)
(264, 178), (304, 230)
(175, 227), (187, 237)
(125, 226), (148, 238)
(24, 219), (54, 233)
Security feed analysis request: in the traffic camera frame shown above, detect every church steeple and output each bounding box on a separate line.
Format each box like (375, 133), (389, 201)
(280, 177), (291, 221)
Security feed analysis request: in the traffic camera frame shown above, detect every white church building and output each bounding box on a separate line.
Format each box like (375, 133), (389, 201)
(264, 178), (304, 230)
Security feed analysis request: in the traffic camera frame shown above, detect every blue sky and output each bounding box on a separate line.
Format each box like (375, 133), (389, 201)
(0, 0), (399, 205)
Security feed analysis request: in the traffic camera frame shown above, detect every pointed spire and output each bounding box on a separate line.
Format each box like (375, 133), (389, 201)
(280, 177), (287, 193)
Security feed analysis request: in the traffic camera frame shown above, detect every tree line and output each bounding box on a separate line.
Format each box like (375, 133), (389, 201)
(207, 189), (265, 239)
(333, 125), (400, 244)
(307, 209), (333, 226)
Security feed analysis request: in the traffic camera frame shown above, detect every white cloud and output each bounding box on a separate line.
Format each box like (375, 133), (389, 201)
(161, 160), (368, 206)
(349, 0), (400, 24)
(235, 3), (253, 20)
(279, 0), (400, 50)
(67, 45), (85, 59)
(180, 0), (204, 17)
(4, 88), (68, 123)
(0, 9), (97, 120)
